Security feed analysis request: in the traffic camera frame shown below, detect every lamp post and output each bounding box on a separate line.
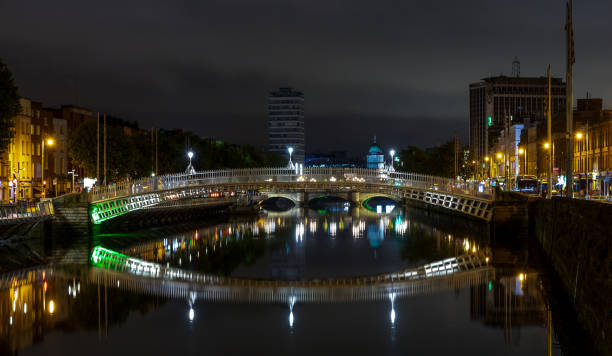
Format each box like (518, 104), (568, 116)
(484, 156), (490, 179)
(544, 142), (552, 199)
(496, 153), (503, 182)
(41, 138), (54, 198)
(186, 151), (195, 174)
(576, 128), (590, 199)
(389, 149), (396, 172)
(287, 146), (294, 169)
(519, 148), (526, 176)
(576, 132), (583, 197)
(67, 169), (77, 193)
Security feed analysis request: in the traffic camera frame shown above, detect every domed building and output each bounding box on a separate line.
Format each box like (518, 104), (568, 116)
(366, 136), (385, 169)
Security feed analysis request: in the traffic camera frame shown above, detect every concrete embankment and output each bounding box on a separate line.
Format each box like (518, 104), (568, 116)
(494, 191), (612, 355)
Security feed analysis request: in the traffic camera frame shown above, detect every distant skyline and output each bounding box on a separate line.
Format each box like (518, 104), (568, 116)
(1, 0), (611, 156)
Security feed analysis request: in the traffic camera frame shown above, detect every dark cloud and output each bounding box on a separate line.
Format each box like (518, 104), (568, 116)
(1, 0), (611, 156)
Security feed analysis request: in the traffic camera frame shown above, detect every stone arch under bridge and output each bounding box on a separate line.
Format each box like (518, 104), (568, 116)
(260, 190), (402, 206)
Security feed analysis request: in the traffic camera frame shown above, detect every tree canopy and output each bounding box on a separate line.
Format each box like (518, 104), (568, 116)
(398, 140), (475, 179)
(68, 123), (285, 182)
(0, 58), (20, 154)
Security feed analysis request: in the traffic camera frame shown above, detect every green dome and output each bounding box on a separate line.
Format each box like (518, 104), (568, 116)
(368, 143), (383, 155)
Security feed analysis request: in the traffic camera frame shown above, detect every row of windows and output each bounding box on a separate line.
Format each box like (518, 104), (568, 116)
(268, 105), (303, 110)
(269, 111), (304, 116)
(269, 134), (304, 138)
(268, 128), (304, 133)
(268, 99), (304, 104)
(269, 117), (304, 122)
(269, 122), (304, 127)
(491, 86), (565, 95)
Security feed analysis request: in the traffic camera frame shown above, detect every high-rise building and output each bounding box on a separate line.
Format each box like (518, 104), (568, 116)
(469, 72), (566, 159)
(268, 87), (305, 165)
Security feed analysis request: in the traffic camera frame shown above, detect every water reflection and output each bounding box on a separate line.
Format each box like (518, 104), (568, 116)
(111, 207), (490, 282)
(0, 265), (557, 355)
(0, 206), (568, 355)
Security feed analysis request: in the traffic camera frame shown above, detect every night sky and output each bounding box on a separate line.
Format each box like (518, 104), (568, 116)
(1, 0), (611, 156)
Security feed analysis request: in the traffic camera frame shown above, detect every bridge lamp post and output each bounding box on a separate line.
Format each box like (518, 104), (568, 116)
(389, 149), (396, 172)
(41, 138), (54, 198)
(186, 151), (195, 174)
(287, 146), (294, 169)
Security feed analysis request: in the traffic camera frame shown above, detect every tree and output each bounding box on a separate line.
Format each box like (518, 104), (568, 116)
(68, 120), (138, 182)
(0, 58), (20, 154)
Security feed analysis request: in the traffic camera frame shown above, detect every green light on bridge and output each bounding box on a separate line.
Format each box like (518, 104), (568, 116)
(91, 246), (129, 267)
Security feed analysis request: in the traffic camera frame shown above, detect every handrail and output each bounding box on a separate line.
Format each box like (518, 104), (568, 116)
(0, 200), (55, 224)
(88, 167), (489, 202)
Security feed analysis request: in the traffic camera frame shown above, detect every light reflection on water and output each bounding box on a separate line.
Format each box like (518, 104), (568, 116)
(0, 206), (565, 356)
(118, 207), (489, 280)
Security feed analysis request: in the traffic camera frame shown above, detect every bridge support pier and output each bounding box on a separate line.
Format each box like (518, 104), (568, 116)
(296, 192), (305, 206)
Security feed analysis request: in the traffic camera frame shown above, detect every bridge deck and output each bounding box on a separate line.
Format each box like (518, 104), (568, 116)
(88, 168), (493, 224)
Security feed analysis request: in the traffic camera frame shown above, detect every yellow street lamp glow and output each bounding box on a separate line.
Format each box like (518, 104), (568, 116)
(471, 160), (475, 164)
(484, 156), (489, 162)
(544, 143), (550, 149)
(47, 139), (54, 146)
(518, 148), (524, 154)
(519, 273), (525, 281)
(485, 257), (490, 263)
(496, 153), (502, 159)
(576, 132), (583, 139)
(49, 300), (55, 314)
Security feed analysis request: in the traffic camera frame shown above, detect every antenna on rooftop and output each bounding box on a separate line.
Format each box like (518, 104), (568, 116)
(512, 57), (520, 77)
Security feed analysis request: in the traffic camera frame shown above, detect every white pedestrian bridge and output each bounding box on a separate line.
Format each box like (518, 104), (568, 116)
(87, 168), (493, 224)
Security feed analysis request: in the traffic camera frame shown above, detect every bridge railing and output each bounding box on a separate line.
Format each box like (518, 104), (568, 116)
(0, 200), (54, 224)
(88, 167), (489, 202)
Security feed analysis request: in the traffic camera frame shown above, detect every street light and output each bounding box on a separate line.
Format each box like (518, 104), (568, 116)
(389, 149), (396, 171)
(186, 151), (195, 174)
(41, 138), (55, 199)
(575, 131), (586, 198)
(518, 148), (527, 176)
(287, 146), (294, 169)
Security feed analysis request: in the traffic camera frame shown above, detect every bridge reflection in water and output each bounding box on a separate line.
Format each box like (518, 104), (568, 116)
(0, 207), (557, 355)
(0, 263), (550, 354)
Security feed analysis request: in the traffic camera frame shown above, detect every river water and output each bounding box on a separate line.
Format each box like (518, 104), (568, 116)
(0, 206), (572, 355)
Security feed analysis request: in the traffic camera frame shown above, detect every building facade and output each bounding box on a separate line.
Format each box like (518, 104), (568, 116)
(268, 88), (305, 165)
(469, 75), (566, 160)
(0, 99), (72, 202)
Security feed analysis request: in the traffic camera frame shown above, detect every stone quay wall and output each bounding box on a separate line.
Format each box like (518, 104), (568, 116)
(495, 191), (612, 354)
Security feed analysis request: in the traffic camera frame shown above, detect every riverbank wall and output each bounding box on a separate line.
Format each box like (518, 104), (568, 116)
(494, 191), (612, 354)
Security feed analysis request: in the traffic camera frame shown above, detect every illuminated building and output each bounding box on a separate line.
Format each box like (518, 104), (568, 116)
(366, 136), (384, 169)
(469, 61), (566, 159)
(0, 99), (74, 202)
(268, 87), (305, 165)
